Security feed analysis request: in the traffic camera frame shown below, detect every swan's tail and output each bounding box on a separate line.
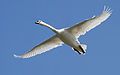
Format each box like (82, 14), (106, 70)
(80, 44), (87, 52)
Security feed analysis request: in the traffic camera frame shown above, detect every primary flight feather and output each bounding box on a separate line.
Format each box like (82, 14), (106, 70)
(14, 6), (112, 58)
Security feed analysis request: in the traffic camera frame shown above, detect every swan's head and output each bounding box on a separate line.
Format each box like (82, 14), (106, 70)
(35, 20), (49, 27)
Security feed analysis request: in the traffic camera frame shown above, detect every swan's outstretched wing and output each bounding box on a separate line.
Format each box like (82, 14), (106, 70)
(14, 35), (63, 58)
(67, 6), (112, 38)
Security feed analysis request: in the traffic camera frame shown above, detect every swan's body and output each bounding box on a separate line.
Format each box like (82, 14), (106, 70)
(14, 6), (112, 58)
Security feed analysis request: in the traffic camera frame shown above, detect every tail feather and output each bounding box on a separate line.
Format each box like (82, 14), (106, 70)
(80, 44), (87, 52)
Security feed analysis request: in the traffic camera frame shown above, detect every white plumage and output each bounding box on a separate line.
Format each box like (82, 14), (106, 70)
(14, 6), (112, 58)
(67, 6), (112, 38)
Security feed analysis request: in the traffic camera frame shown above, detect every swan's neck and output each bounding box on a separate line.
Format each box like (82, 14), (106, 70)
(47, 25), (58, 33)
(42, 23), (59, 33)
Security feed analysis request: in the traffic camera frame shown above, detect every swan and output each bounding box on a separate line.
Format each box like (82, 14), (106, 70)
(14, 6), (112, 58)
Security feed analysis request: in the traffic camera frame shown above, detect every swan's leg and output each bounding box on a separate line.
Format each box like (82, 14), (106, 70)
(73, 48), (81, 55)
(79, 45), (86, 54)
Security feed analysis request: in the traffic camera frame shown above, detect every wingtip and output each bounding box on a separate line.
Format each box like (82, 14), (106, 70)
(103, 6), (112, 14)
(13, 54), (21, 58)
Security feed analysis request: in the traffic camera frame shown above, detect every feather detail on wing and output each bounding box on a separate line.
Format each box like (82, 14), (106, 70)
(14, 35), (63, 58)
(67, 6), (112, 38)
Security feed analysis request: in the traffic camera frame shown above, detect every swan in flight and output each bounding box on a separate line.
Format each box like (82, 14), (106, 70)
(14, 6), (112, 58)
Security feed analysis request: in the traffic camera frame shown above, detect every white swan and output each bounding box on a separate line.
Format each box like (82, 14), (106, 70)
(14, 6), (112, 58)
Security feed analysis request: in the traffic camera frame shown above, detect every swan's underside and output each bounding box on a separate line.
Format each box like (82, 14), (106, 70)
(14, 6), (112, 58)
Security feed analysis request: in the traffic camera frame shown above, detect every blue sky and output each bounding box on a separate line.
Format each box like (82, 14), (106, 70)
(1, 0), (120, 75)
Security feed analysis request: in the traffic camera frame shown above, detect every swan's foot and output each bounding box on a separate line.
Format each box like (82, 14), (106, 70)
(79, 45), (86, 54)
(73, 48), (82, 55)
